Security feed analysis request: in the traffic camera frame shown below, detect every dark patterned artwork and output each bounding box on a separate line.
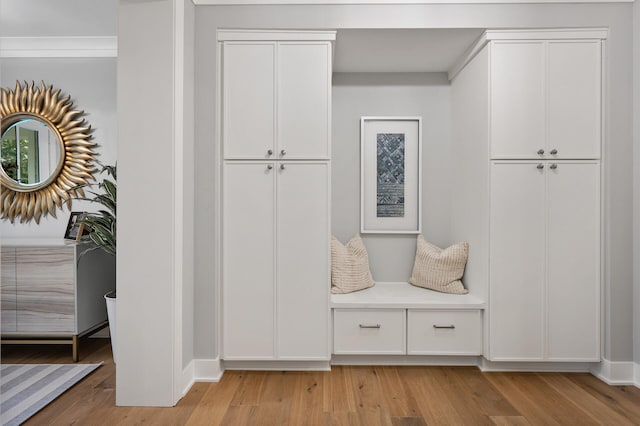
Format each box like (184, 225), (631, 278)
(377, 133), (405, 217)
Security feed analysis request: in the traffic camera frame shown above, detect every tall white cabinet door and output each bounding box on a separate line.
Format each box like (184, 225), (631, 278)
(276, 163), (330, 359)
(223, 163), (276, 359)
(548, 42), (601, 159)
(546, 162), (600, 360)
(490, 162), (546, 360)
(277, 43), (331, 160)
(223, 43), (275, 160)
(490, 42), (546, 159)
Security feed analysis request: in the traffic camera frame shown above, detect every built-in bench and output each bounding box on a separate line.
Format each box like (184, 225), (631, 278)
(330, 282), (485, 358)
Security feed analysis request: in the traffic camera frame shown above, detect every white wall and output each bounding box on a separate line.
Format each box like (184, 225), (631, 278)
(117, 0), (194, 406)
(0, 58), (117, 236)
(332, 72), (451, 282)
(633, 0), (640, 373)
(194, 2), (635, 364)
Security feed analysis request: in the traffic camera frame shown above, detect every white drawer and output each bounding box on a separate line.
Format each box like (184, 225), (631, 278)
(407, 310), (482, 355)
(333, 309), (406, 355)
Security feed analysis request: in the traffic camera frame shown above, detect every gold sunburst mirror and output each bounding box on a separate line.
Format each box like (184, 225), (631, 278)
(0, 81), (97, 223)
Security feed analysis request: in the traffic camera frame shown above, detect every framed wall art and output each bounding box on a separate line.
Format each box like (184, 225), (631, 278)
(360, 117), (422, 234)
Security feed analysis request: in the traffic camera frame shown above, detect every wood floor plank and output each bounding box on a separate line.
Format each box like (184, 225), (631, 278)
(4, 340), (640, 426)
(490, 415), (532, 425)
(350, 366), (393, 426)
(324, 365), (357, 414)
(185, 370), (245, 425)
(539, 373), (637, 425)
(397, 367), (467, 426)
(485, 372), (599, 426)
(374, 366), (422, 418)
(287, 371), (325, 425)
(568, 373), (640, 421)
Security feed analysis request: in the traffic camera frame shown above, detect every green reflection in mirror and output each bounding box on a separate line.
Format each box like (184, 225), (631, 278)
(1, 119), (60, 187)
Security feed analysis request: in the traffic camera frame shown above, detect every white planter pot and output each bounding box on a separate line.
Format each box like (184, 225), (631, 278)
(104, 292), (117, 364)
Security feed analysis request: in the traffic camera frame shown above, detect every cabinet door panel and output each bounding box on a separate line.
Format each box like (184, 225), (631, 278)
(490, 162), (545, 360)
(223, 43), (275, 159)
(548, 42), (601, 159)
(1, 248), (17, 333)
(491, 42), (546, 159)
(277, 163), (330, 359)
(223, 163), (276, 359)
(16, 247), (75, 333)
(278, 43), (330, 159)
(547, 162), (600, 360)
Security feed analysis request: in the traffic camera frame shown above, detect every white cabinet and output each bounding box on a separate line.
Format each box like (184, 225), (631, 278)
(222, 39), (331, 160)
(490, 39), (601, 160)
(333, 309), (406, 355)
(489, 161), (600, 361)
(407, 310), (483, 356)
(219, 31), (334, 363)
(450, 29), (606, 364)
(223, 162), (330, 360)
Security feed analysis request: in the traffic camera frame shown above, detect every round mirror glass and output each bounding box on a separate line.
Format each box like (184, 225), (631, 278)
(1, 117), (62, 188)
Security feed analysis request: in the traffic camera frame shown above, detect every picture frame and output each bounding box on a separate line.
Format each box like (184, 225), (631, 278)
(360, 116), (422, 234)
(64, 211), (87, 241)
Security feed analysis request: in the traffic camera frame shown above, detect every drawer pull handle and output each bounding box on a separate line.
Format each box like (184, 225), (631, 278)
(433, 325), (455, 329)
(359, 324), (381, 329)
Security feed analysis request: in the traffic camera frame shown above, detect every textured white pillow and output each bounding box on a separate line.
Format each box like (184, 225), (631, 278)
(331, 234), (375, 294)
(409, 235), (469, 294)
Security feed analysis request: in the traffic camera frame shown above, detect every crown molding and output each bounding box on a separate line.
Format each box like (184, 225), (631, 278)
(194, 0), (632, 5)
(0, 36), (117, 58)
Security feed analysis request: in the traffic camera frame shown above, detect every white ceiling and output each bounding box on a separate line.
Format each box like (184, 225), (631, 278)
(333, 28), (484, 73)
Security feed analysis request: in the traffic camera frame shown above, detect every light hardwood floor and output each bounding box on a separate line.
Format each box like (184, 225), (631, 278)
(2, 338), (640, 425)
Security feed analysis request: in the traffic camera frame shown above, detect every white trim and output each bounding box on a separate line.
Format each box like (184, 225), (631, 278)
(448, 28), (608, 80)
(635, 363), (640, 388)
(223, 360), (331, 370)
(181, 359), (224, 397)
(331, 355), (480, 366)
(481, 358), (595, 372)
(196, 0), (632, 5)
(181, 360), (195, 397)
(589, 359), (636, 385)
(217, 29), (336, 42)
(194, 358), (225, 382)
(0, 37), (117, 58)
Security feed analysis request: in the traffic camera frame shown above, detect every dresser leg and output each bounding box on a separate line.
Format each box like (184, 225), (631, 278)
(72, 335), (79, 362)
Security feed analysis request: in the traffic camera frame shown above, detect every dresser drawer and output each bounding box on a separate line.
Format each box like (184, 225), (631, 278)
(407, 310), (482, 355)
(333, 309), (405, 355)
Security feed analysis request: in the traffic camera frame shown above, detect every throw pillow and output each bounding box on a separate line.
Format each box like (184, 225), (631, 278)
(331, 234), (375, 294)
(408, 235), (469, 294)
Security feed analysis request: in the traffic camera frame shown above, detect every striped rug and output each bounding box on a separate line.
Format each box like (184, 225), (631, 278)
(0, 363), (102, 426)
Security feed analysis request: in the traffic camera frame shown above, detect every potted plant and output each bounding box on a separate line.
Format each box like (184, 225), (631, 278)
(74, 163), (117, 361)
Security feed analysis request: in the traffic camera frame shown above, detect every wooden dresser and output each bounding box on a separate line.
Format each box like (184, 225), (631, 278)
(1, 239), (115, 361)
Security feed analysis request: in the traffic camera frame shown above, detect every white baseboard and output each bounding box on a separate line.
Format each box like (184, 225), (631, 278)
(480, 358), (595, 373)
(194, 358), (224, 382)
(634, 362), (640, 388)
(589, 359), (635, 385)
(223, 360), (330, 371)
(181, 358), (224, 397)
(331, 355), (480, 366)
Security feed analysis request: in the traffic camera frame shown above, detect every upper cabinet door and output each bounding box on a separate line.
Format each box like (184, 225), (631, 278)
(491, 42), (546, 159)
(548, 41), (601, 159)
(277, 43), (331, 160)
(223, 43), (276, 160)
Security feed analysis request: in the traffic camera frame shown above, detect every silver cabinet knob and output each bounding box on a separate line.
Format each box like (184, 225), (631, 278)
(267, 164), (273, 170)
(550, 163), (558, 170)
(537, 149), (545, 155)
(537, 163), (544, 169)
(267, 149), (273, 156)
(280, 149), (286, 156)
(550, 149), (558, 155)
(280, 164), (286, 170)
